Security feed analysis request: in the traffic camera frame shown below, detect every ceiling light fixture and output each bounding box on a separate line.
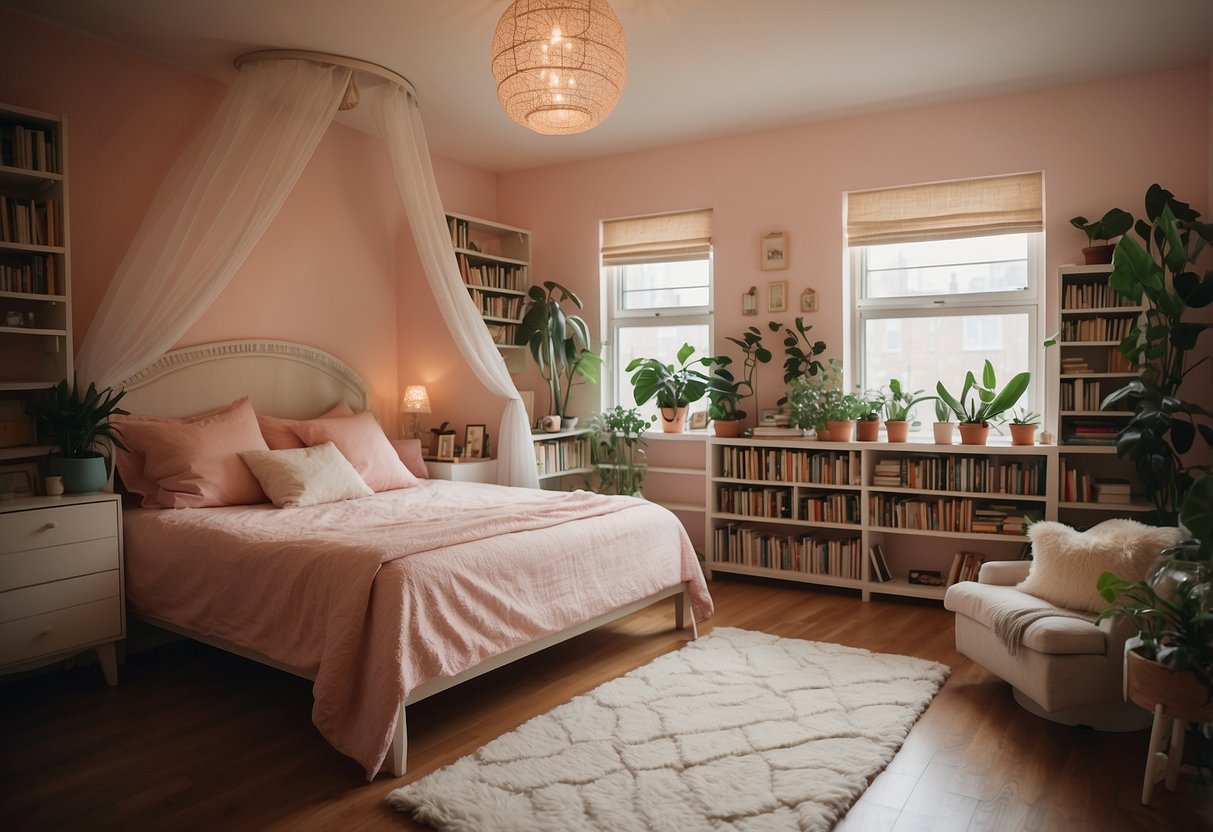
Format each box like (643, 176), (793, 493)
(491, 0), (627, 135)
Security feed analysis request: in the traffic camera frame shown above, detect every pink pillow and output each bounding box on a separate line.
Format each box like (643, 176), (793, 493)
(113, 397), (270, 508)
(291, 411), (418, 492)
(257, 401), (355, 450)
(390, 438), (429, 479)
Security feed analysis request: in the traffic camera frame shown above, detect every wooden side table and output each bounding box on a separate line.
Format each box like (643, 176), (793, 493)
(1127, 650), (1213, 803)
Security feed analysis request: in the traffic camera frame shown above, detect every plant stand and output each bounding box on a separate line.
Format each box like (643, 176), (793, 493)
(1126, 651), (1213, 804)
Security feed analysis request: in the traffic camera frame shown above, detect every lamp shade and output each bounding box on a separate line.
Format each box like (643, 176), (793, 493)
(491, 0), (627, 135)
(401, 385), (431, 414)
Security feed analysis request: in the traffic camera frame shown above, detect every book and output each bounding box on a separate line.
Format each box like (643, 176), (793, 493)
(869, 544), (891, 582)
(750, 426), (804, 437)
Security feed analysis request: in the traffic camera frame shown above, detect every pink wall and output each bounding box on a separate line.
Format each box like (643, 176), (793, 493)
(497, 64), (1211, 430)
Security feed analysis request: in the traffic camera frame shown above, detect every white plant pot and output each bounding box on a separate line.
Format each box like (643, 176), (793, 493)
(932, 422), (955, 445)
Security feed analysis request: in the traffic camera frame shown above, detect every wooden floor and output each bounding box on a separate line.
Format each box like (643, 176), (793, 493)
(2, 576), (1209, 831)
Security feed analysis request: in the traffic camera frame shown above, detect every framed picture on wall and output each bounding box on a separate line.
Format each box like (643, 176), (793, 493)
(800, 287), (818, 313)
(768, 280), (788, 313)
(464, 424), (486, 458)
(761, 232), (787, 270)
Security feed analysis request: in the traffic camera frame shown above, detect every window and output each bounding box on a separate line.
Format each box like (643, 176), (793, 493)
(848, 173), (1043, 419)
(601, 210), (713, 418)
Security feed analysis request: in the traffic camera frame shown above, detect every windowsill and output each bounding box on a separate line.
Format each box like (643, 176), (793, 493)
(644, 429), (710, 441)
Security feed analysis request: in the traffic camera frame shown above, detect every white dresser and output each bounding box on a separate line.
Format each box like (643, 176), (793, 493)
(0, 493), (124, 685)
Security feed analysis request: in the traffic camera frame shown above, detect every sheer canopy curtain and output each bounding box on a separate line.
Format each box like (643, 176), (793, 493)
(374, 85), (538, 489)
(78, 59), (352, 388)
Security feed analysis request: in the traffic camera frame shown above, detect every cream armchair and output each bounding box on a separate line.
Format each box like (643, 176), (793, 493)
(945, 560), (1151, 731)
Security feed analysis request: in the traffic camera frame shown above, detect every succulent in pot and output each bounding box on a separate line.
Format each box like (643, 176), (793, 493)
(1008, 408), (1040, 446)
(626, 342), (714, 433)
(932, 398), (955, 445)
(37, 379), (129, 494)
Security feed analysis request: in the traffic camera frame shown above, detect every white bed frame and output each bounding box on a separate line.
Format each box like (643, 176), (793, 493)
(119, 339), (698, 777)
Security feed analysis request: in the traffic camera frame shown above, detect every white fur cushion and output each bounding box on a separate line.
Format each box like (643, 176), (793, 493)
(1017, 519), (1183, 612)
(239, 442), (373, 508)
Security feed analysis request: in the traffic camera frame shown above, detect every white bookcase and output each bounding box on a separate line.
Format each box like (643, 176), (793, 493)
(532, 428), (593, 488)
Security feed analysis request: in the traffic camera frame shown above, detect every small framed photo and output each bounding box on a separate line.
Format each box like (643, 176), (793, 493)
(768, 280), (788, 313)
(688, 411), (709, 430)
(800, 287), (818, 313)
(0, 461), (39, 499)
(761, 232), (787, 271)
(742, 286), (757, 316)
(464, 424), (486, 458)
(436, 432), (456, 461)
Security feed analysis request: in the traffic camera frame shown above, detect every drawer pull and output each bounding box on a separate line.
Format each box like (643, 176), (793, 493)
(41, 521), (58, 531)
(40, 625), (53, 636)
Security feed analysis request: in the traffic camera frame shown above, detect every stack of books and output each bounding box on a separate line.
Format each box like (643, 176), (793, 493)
(872, 458), (902, 487)
(1061, 357), (1093, 376)
(947, 551), (985, 585)
(1065, 422), (1119, 445)
(1094, 478), (1132, 504)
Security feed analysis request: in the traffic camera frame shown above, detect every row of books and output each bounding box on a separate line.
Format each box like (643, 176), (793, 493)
(870, 454), (1045, 496)
(467, 289), (523, 320)
(1061, 281), (1135, 311)
(717, 446), (859, 484)
(713, 523), (863, 578)
(0, 196), (60, 247)
(868, 495), (1038, 535)
(485, 323), (517, 346)
(1061, 350), (1136, 375)
(1058, 461), (1133, 503)
(1, 124), (58, 173)
(1061, 316), (1136, 343)
(458, 256), (528, 292)
(534, 435), (590, 476)
(0, 255), (56, 295)
(716, 485), (794, 519)
(799, 492), (860, 524)
(1061, 420), (1119, 446)
(447, 217), (471, 250)
(1059, 378), (1114, 411)
(947, 552), (986, 585)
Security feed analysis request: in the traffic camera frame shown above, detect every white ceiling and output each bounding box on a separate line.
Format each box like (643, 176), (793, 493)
(5, 0), (1212, 172)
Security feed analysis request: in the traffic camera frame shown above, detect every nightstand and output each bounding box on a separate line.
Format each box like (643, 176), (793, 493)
(0, 493), (125, 685)
(424, 458), (498, 484)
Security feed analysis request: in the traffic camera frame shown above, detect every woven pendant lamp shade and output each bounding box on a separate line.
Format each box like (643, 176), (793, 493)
(491, 0), (627, 135)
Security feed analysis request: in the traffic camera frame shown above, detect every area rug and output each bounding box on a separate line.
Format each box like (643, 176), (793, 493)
(388, 627), (949, 831)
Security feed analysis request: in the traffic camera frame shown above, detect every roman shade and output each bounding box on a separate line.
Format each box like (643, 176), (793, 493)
(846, 172), (1043, 246)
(601, 208), (712, 265)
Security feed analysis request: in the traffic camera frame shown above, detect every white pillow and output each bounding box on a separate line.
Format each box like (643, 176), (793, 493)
(239, 442), (373, 508)
(1017, 519), (1183, 613)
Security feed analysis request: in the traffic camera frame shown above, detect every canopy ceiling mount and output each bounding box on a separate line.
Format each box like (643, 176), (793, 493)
(234, 49), (418, 108)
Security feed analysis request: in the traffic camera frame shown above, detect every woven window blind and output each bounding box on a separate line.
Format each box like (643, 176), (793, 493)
(846, 172), (1042, 246)
(601, 209), (712, 266)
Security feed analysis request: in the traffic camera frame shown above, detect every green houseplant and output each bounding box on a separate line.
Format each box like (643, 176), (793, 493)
(37, 379), (128, 494)
(1070, 208), (1133, 265)
(935, 360), (1030, 445)
(855, 390), (884, 441)
(1008, 408), (1040, 447)
(707, 326), (772, 436)
(589, 406), (654, 496)
(882, 379), (933, 443)
(515, 280), (602, 424)
(788, 358), (853, 439)
(767, 317), (827, 406)
(626, 342), (715, 433)
(932, 397), (955, 445)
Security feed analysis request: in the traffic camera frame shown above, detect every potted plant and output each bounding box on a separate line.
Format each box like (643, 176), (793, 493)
(515, 280), (602, 427)
(1008, 408), (1040, 446)
(932, 398), (955, 445)
(589, 406), (654, 496)
(707, 326), (772, 437)
(767, 317), (827, 406)
(1070, 208), (1133, 265)
(825, 390), (866, 443)
(37, 379), (128, 494)
(882, 379), (933, 443)
(935, 360), (1030, 445)
(626, 342), (715, 433)
(788, 358), (856, 440)
(855, 391), (884, 442)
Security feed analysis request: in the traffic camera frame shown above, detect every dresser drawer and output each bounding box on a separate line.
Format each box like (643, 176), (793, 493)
(0, 501), (118, 556)
(0, 570), (121, 624)
(0, 596), (123, 667)
(0, 538), (121, 593)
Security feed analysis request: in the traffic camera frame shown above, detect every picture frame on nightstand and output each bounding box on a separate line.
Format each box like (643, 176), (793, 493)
(464, 424), (486, 458)
(436, 432), (456, 461)
(0, 462), (39, 498)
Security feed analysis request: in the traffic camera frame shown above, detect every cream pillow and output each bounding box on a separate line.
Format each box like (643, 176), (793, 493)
(1017, 519), (1183, 612)
(239, 442), (373, 508)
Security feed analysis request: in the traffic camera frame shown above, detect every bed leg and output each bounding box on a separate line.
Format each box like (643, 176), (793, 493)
(674, 587), (698, 639)
(386, 702), (408, 777)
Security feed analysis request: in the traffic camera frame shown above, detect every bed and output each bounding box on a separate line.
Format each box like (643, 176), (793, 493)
(116, 340), (713, 780)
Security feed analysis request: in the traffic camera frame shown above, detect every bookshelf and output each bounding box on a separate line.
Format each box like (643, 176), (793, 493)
(444, 212), (530, 374)
(0, 104), (71, 462)
(532, 428), (593, 488)
(706, 437), (1056, 602)
(1052, 264), (1149, 523)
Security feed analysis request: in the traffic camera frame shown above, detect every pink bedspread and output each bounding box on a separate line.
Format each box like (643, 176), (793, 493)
(122, 481), (713, 779)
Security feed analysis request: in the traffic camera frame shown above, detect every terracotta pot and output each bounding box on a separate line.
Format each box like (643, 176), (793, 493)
(856, 419), (880, 441)
(932, 422), (955, 445)
(1126, 651), (1213, 723)
(884, 420), (910, 443)
(713, 418), (743, 438)
(826, 420), (854, 442)
(1009, 423), (1037, 446)
(659, 406), (687, 433)
(1082, 244), (1115, 265)
(957, 422), (990, 445)
(814, 426), (830, 441)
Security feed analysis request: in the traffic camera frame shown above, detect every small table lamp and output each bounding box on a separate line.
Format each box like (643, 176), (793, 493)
(401, 385), (431, 439)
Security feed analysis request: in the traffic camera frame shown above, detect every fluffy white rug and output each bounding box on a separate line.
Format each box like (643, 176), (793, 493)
(388, 627), (949, 831)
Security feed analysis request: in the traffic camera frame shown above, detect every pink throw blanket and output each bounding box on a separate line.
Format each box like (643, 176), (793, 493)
(123, 482), (713, 778)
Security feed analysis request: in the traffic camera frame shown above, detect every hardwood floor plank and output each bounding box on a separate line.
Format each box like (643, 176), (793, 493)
(1, 575), (1208, 831)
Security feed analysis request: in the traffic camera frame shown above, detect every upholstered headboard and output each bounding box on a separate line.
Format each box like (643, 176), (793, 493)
(119, 340), (369, 418)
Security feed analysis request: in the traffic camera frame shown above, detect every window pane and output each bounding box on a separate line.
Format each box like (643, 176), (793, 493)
(865, 234), (1028, 299)
(615, 323), (710, 421)
(863, 313), (1031, 413)
(619, 261), (709, 310)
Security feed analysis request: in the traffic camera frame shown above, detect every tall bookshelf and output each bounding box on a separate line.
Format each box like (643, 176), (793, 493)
(1052, 264), (1150, 524)
(0, 104), (71, 462)
(444, 212), (530, 373)
(532, 428), (593, 488)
